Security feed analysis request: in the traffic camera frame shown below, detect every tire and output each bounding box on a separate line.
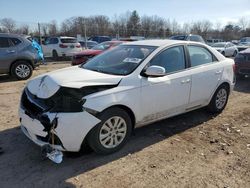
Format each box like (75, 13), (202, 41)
(87, 107), (132, 155)
(233, 50), (237, 57)
(207, 84), (229, 113)
(11, 61), (33, 80)
(236, 74), (245, 80)
(52, 50), (58, 61)
(221, 51), (225, 56)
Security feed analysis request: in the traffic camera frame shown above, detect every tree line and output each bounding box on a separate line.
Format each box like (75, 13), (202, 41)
(1, 10), (250, 41)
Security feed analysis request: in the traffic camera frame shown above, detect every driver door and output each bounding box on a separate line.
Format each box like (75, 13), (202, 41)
(140, 45), (191, 123)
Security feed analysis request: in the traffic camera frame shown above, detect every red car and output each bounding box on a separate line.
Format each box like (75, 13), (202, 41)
(71, 41), (125, 65)
(234, 48), (250, 78)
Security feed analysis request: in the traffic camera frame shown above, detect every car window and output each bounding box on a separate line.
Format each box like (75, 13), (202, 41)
(51, 38), (59, 44)
(188, 46), (213, 67)
(190, 35), (204, 43)
(92, 42), (113, 50)
(0, 37), (11, 48)
(149, 46), (186, 73)
(10, 38), (22, 46)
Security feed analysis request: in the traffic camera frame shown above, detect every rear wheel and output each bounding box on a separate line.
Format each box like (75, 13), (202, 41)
(221, 51), (225, 56)
(87, 108), (132, 154)
(207, 84), (229, 113)
(11, 61), (33, 80)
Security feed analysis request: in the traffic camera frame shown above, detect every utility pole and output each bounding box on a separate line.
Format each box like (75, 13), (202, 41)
(38, 22), (41, 44)
(84, 21), (87, 49)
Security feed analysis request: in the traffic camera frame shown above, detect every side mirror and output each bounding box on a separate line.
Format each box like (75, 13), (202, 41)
(144, 65), (166, 77)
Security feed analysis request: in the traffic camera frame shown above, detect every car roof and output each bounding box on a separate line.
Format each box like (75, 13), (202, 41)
(0, 33), (26, 38)
(122, 39), (193, 47)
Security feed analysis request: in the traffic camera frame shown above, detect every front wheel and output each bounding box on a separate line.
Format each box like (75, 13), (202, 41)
(87, 108), (132, 154)
(207, 85), (229, 113)
(11, 61), (33, 80)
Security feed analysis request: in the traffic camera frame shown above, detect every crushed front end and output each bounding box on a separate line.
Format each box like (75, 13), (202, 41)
(19, 86), (101, 152)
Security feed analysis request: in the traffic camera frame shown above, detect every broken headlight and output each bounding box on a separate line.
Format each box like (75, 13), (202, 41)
(46, 85), (117, 113)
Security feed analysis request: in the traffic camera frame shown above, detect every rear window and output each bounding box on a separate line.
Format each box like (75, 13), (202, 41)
(10, 38), (22, 46)
(0, 37), (11, 48)
(60, 38), (77, 43)
(170, 35), (186, 40)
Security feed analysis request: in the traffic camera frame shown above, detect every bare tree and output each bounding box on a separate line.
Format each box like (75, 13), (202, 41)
(48, 20), (58, 36)
(18, 24), (29, 35)
(238, 17), (249, 31)
(0, 18), (16, 33)
(190, 20), (213, 38)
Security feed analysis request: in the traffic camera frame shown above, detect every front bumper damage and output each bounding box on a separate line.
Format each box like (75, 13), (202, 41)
(19, 89), (101, 153)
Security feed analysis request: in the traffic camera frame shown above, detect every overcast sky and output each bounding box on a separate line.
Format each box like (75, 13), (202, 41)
(1, 0), (250, 25)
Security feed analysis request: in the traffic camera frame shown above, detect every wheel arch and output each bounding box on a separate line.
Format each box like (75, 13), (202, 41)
(9, 59), (34, 74)
(81, 104), (136, 152)
(102, 104), (136, 130)
(218, 82), (230, 93)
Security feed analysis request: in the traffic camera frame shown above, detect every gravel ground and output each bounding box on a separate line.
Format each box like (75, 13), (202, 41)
(0, 62), (249, 188)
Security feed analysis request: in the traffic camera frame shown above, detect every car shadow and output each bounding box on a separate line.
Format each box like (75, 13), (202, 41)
(0, 108), (217, 187)
(0, 74), (19, 83)
(234, 76), (250, 93)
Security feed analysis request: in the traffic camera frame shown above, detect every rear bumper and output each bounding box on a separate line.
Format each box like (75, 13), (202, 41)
(59, 49), (82, 57)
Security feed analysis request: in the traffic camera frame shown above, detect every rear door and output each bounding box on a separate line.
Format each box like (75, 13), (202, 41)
(0, 37), (17, 73)
(186, 45), (223, 109)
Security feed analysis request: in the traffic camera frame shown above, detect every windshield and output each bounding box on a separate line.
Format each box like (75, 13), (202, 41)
(212, 43), (226, 47)
(82, 45), (156, 75)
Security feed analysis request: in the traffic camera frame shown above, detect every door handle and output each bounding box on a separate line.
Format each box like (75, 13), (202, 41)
(181, 79), (191, 84)
(6, 50), (15, 53)
(215, 70), (222, 75)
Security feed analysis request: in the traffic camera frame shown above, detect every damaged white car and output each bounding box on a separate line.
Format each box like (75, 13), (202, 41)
(19, 40), (235, 155)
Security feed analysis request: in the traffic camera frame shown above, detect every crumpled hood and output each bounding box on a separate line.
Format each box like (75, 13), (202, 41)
(27, 66), (123, 99)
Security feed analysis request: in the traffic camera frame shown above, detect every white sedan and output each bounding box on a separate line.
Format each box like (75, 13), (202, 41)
(212, 42), (238, 57)
(19, 40), (235, 154)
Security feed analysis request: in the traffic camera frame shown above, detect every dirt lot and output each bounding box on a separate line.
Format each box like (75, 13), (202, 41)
(0, 62), (249, 188)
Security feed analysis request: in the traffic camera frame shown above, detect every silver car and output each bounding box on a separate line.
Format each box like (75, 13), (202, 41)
(0, 33), (39, 80)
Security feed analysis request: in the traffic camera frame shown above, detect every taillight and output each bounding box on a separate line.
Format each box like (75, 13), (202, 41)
(76, 44), (81, 48)
(232, 63), (236, 73)
(59, 44), (67, 48)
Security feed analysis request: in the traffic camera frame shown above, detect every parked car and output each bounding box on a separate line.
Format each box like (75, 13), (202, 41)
(234, 48), (250, 78)
(19, 40), (235, 155)
(239, 37), (250, 46)
(88, 36), (111, 43)
(79, 40), (98, 50)
(206, 39), (224, 46)
(170, 34), (205, 43)
(212, 42), (238, 57)
(0, 33), (40, 80)
(42, 37), (81, 60)
(237, 37), (250, 52)
(71, 41), (124, 66)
